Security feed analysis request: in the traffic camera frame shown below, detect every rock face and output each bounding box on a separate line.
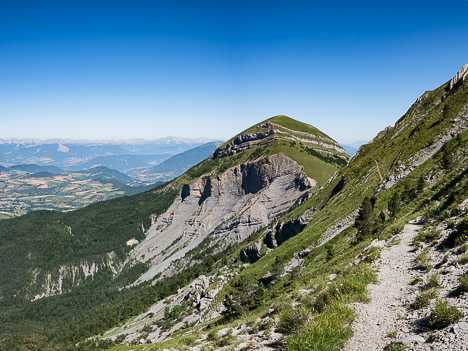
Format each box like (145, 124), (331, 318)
(265, 217), (308, 248)
(240, 243), (262, 264)
(449, 64), (468, 90)
(31, 252), (121, 301)
(129, 154), (312, 284)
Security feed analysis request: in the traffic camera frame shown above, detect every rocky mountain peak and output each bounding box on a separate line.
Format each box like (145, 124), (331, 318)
(211, 115), (347, 159)
(449, 63), (468, 90)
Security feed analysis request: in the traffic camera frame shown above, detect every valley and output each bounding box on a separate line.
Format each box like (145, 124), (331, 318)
(0, 166), (153, 219)
(0, 142), (222, 219)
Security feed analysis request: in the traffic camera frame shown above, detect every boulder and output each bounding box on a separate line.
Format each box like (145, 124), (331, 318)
(453, 322), (468, 335)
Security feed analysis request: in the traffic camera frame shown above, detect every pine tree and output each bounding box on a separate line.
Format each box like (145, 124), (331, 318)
(417, 175), (426, 193)
(355, 196), (373, 238)
(441, 144), (454, 169)
(254, 284), (267, 307)
(388, 192), (400, 217)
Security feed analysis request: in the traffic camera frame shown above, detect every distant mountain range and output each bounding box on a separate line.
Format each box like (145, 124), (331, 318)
(341, 140), (368, 156)
(0, 138), (216, 172)
(140, 141), (223, 181)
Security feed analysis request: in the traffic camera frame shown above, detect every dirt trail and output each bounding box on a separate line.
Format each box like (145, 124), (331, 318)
(344, 222), (422, 351)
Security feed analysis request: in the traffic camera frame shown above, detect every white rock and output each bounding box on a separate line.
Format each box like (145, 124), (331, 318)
(396, 335), (425, 345)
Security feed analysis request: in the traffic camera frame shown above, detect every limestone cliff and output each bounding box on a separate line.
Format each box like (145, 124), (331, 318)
(128, 153), (312, 284)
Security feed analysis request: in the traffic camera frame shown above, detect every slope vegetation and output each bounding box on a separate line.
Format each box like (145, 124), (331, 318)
(103, 65), (468, 351)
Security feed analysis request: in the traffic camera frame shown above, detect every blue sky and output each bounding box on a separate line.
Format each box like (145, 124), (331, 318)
(1, 0), (467, 144)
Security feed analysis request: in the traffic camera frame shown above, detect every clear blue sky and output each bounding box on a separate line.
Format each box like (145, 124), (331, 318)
(1, 0), (467, 144)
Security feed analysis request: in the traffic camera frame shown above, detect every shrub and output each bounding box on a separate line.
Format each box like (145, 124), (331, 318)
(414, 229), (441, 248)
(423, 273), (439, 290)
(457, 254), (468, 265)
(384, 343), (408, 351)
(426, 300), (463, 330)
(455, 216), (468, 245)
(388, 192), (400, 218)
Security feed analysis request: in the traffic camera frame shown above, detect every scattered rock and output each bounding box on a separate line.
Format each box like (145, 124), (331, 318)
(395, 335), (425, 345)
(453, 322), (468, 335)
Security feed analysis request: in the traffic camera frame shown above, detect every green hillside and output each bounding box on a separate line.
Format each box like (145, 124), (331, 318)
(103, 68), (468, 351)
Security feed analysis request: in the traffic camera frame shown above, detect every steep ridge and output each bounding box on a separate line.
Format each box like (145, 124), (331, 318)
(101, 65), (468, 351)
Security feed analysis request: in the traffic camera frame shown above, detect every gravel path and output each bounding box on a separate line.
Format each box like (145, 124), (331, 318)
(343, 222), (422, 351)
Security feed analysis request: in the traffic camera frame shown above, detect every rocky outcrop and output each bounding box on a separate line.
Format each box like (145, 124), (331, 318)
(183, 275), (213, 310)
(103, 270), (229, 345)
(240, 243), (262, 264)
(265, 218), (308, 248)
(449, 64), (468, 91)
(264, 209), (317, 249)
(129, 154), (313, 284)
(31, 252), (121, 301)
(212, 121), (347, 159)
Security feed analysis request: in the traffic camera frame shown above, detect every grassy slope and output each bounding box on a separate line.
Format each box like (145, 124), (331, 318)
(107, 77), (468, 350)
(226, 77), (468, 290)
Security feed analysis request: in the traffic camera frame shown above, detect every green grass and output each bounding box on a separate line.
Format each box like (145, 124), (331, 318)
(278, 307), (310, 334)
(269, 115), (331, 139)
(415, 252), (432, 272)
(286, 302), (354, 351)
(458, 254), (468, 265)
(423, 273), (440, 290)
(384, 343), (408, 351)
(360, 246), (382, 263)
(426, 300), (463, 330)
(411, 288), (438, 310)
(458, 273), (468, 293)
(414, 228), (441, 248)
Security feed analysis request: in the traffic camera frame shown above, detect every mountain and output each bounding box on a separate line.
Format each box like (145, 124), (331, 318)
(96, 66), (467, 350)
(1, 66), (467, 351)
(341, 144), (358, 156)
(73, 154), (171, 174)
(143, 141), (222, 181)
(74, 166), (133, 184)
(0, 115), (347, 349)
(7, 163), (64, 174)
(0, 138), (214, 171)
